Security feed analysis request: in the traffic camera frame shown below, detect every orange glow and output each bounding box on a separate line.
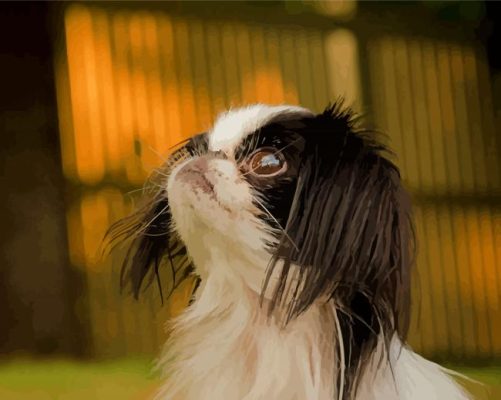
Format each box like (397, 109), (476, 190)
(80, 192), (110, 270)
(368, 34), (501, 356)
(173, 20), (197, 137)
(452, 207), (479, 355)
(324, 29), (361, 110)
(157, 15), (183, 157)
(93, 9), (120, 174)
(221, 23), (242, 106)
(60, 4), (301, 187)
(465, 207), (493, 355)
(143, 13), (168, 156)
(65, 6), (106, 184)
(111, 12), (138, 183)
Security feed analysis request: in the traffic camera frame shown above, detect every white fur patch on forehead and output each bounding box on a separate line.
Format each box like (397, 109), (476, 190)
(208, 104), (312, 154)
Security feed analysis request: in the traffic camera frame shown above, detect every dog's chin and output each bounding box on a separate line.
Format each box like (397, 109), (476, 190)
(168, 185), (229, 237)
(168, 182), (259, 244)
(168, 185), (279, 285)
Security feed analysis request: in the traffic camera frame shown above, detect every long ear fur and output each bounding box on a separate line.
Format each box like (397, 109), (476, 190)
(264, 103), (415, 399)
(104, 134), (208, 302)
(104, 188), (192, 302)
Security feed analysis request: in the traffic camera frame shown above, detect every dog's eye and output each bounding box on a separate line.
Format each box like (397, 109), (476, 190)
(247, 147), (287, 177)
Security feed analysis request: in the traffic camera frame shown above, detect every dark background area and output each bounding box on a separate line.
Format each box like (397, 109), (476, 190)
(0, 3), (79, 357)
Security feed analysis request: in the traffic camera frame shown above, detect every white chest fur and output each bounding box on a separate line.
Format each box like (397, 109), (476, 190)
(154, 272), (469, 400)
(155, 271), (338, 400)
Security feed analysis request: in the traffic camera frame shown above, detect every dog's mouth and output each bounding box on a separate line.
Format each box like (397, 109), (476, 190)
(178, 168), (216, 197)
(187, 170), (214, 193)
(172, 159), (241, 217)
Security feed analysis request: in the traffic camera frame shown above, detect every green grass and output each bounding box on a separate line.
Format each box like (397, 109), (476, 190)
(452, 365), (501, 400)
(0, 358), (499, 399)
(0, 358), (159, 400)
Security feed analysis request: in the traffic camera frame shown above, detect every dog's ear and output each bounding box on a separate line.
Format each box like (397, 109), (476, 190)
(104, 134), (208, 301)
(264, 103), (414, 398)
(104, 188), (192, 302)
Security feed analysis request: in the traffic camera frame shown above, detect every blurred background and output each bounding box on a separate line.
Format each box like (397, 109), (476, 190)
(0, 1), (500, 399)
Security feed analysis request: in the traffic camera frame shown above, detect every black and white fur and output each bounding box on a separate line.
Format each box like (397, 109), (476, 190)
(108, 103), (469, 400)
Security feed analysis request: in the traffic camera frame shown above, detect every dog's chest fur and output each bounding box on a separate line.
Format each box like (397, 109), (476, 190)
(153, 267), (469, 400)
(156, 273), (338, 400)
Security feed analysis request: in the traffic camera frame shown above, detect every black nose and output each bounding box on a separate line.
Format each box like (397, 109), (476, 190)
(208, 150), (228, 160)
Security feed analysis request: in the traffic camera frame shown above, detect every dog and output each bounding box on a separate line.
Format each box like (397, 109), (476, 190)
(108, 103), (469, 400)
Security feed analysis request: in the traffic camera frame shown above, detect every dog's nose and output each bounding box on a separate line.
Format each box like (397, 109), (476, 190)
(208, 150), (227, 160)
(178, 151), (229, 178)
(176, 156), (214, 194)
(184, 156), (209, 173)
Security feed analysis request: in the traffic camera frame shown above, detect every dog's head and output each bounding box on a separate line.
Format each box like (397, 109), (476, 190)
(107, 102), (414, 394)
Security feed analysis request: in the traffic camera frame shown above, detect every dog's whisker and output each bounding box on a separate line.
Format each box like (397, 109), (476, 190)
(252, 196), (299, 252)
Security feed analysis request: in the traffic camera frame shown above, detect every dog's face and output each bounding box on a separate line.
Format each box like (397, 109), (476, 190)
(166, 105), (311, 280)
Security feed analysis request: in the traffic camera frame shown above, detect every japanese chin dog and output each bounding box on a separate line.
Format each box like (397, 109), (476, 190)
(108, 103), (469, 400)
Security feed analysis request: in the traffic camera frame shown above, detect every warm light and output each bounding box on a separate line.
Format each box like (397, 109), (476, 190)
(312, 0), (357, 19)
(58, 5), (305, 188)
(368, 34), (501, 356)
(324, 29), (361, 110)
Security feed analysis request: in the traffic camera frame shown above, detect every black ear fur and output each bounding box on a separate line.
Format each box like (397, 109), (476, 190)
(264, 103), (414, 399)
(104, 188), (193, 302)
(105, 134), (208, 302)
